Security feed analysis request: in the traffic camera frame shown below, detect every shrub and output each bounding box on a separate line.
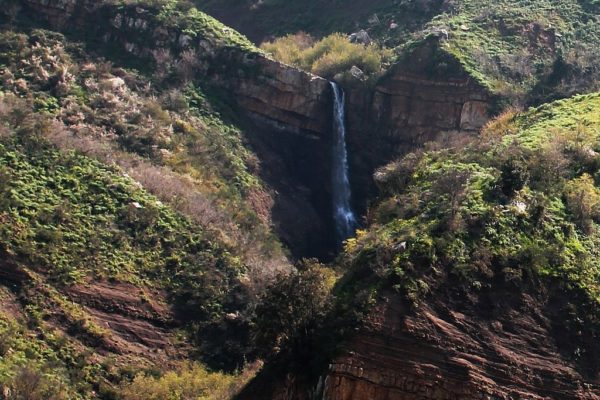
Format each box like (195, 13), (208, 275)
(1, 365), (69, 400)
(564, 173), (600, 234)
(259, 32), (314, 67)
(119, 361), (259, 400)
(481, 107), (520, 141)
(261, 32), (392, 79)
(252, 260), (335, 357)
(373, 151), (423, 196)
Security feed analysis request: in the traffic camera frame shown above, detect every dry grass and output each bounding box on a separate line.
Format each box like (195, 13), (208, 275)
(119, 360), (263, 400)
(481, 107), (521, 141)
(261, 32), (392, 78)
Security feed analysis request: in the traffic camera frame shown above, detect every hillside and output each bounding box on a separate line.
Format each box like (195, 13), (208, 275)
(198, 0), (600, 104)
(240, 92), (600, 400)
(194, 0), (444, 44)
(0, 0), (599, 399)
(0, 0), (294, 397)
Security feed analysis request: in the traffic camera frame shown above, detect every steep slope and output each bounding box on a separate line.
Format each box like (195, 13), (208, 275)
(0, 133), (248, 397)
(0, 0), (341, 396)
(240, 93), (600, 399)
(345, 38), (493, 215)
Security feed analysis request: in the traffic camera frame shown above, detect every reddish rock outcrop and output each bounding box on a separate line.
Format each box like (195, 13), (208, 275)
(66, 280), (181, 357)
(0, 250), (183, 362)
(219, 55), (331, 137)
(323, 291), (600, 400)
(240, 282), (599, 400)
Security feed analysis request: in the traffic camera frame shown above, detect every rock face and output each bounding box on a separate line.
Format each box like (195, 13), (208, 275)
(15, 2), (492, 258)
(225, 56), (332, 137)
(8, 3), (600, 398)
(19, 0), (82, 27)
(240, 282), (599, 400)
(345, 39), (492, 214)
(323, 289), (600, 400)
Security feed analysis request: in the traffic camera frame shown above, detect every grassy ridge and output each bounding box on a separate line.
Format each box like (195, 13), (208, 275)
(337, 93), (600, 370)
(413, 0), (599, 101)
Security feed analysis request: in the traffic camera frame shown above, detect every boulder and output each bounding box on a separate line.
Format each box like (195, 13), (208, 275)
(350, 65), (366, 81)
(349, 30), (372, 45)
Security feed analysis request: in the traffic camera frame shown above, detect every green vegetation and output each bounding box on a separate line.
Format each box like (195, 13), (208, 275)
(150, 0), (258, 52)
(341, 93), (600, 340)
(119, 361), (261, 400)
(413, 0), (600, 102)
(0, 27), (284, 274)
(253, 260), (336, 357)
(0, 312), (79, 399)
(0, 135), (242, 291)
(261, 32), (392, 81)
(0, 4), (286, 398)
(0, 304), (259, 400)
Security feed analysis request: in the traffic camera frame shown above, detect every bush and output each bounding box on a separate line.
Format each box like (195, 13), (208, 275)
(565, 173), (600, 234)
(252, 260), (335, 357)
(261, 32), (392, 79)
(119, 361), (259, 400)
(1, 365), (69, 400)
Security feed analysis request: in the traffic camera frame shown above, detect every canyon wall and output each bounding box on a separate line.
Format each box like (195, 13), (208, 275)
(322, 286), (600, 400)
(240, 282), (599, 400)
(345, 39), (492, 213)
(15, 2), (493, 257)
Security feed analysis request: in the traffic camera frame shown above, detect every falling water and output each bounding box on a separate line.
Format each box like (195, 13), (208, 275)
(330, 81), (357, 244)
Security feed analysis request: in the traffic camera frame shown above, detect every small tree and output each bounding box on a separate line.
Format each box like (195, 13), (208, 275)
(431, 168), (471, 232)
(252, 260), (333, 358)
(564, 173), (600, 234)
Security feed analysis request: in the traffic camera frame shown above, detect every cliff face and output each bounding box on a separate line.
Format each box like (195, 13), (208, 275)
(223, 56), (331, 136)
(240, 281), (599, 400)
(323, 287), (599, 400)
(345, 40), (492, 214)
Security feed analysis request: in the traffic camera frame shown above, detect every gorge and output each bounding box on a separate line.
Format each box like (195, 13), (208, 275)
(0, 1), (599, 399)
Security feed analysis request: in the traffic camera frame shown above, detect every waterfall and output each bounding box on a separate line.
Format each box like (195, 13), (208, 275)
(330, 82), (357, 244)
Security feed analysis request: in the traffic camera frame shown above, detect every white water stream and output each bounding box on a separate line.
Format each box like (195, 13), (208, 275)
(330, 82), (357, 244)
